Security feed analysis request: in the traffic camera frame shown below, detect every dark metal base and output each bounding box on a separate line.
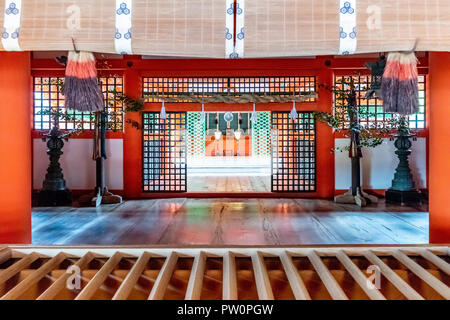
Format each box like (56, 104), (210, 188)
(38, 189), (72, 206)
(385, 189), (421, 206)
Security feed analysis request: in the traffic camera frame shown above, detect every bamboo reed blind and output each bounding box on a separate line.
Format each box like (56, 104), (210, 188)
(1, 0), (450, 57)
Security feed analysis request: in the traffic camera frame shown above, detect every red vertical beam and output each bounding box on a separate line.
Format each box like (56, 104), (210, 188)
(316, 67), (335, 198)
(428, 52), (450, 243)
(123, 57), (142, 198)
(0, 52), (32, 243)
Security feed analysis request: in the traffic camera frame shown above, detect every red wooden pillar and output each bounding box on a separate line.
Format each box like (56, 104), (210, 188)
(316, 67), (335, 198)
(428, 52), (450, 243)
(0, 52), (32, 244)
(123, 57), (142, 198)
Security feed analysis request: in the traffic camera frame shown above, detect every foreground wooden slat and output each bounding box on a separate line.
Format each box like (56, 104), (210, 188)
(0, 248), (11, 265)
(335, 250), (386, 300)
(185, 251), (207, 300)
(279, 251), (311, 300)
(420, 250), (450, 276)
(364, 250), (424, 300)
(251, 251), (274, 300)
(222, 252), (237, 300)
(392, 250), (450, 300)
(37, 252), (95, 300)
(113, 252), (152, 300)
(307, 250), (348, 300)
(75, 252), (124, 300)
(0, 253), (40, 285)
(148, 252), (178, 300)
(0, 252), (67, 300)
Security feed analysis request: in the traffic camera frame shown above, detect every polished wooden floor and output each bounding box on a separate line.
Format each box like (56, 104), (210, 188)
(32, 198), (428, 245)
(187, 176), (271, 192)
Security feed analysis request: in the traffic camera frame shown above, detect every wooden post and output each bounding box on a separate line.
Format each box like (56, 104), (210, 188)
(428, 52), (450, 243)
(123, 56), (142, 198)
(0, 52), (32, 243)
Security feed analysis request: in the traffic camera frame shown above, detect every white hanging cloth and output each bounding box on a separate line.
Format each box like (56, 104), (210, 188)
(250, 103), (258, 123)
(289, 100), (298, 121)
(160, 100), (167, 120)
(199, 104), (206, 123)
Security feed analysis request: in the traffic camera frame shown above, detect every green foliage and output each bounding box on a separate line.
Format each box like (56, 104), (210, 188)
(313, 77), (399, 152)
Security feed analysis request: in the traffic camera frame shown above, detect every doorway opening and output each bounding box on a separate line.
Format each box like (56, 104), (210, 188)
(142, 111), (316, 194)
(187, 111), (271, 193)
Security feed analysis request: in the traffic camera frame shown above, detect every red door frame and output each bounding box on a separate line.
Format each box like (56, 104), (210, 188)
(31, 55), (429, 199)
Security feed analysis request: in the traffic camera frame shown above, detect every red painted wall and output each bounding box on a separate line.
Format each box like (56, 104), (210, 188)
(0, 52), (32, 244)
(428, 52), (450, 243)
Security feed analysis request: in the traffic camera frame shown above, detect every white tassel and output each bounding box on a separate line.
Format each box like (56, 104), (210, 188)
(250, 103), (258, 123)
(289, 100), (298, 121)
(199, 104), (206, 123)
(160, 100), (167, 120)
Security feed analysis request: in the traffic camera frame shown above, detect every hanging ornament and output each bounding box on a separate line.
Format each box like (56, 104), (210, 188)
(160, 100), (167, 120)
(381, 51), (419, 115)
(199, 104), (206, 123)
(289, 100), (298, 121)
(250, 103), (258, 123)
(365, 55), (386, 99)
(64, 51), (104, 112)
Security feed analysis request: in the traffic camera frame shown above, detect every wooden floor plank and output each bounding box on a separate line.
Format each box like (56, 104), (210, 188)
(32, 199), (429, 246)
(363, 250), (424, 300)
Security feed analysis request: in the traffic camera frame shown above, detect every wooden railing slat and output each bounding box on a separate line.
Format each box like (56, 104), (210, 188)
(0, 252), (67, 300)
(279, 251), (311, 300)
(222, 252), (237, 300)
(307, 250), (348, 300)
(251, 251), (274, 300)
(335, 250), (386, 300)
(75, 252), (124, 300)
(364, 250), (424, 300)
(185, 251), (207, 300)
(113, 252), (152, 300)
(420, 250), (450, 276)
(148, 252), (178, 300)
(393, 250), (450, 300)
(0, 252), (40, 285)
(37, 252), (95, 300)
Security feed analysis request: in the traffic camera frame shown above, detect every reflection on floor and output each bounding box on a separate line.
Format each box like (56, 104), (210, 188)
(187, 156), (271, 192)
(32, 198), (428, 245)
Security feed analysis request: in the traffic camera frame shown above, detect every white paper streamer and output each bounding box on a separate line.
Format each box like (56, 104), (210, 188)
(235, 0), (245, 58)
(338, 0), (357, 55)
(115, 0), (132, 54)
(2, 0), (22, 51)
(225, 0), (234, 58)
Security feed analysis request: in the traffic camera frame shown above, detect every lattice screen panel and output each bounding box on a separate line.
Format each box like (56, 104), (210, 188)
(271, 112), (316, 192)
(143, 77), (316, 102)
(186, 112), (206, 157)
(33, 76), (123, 130)
(334, 75), (426, 130)
(142, 112), (187, 192)
(251, 112), (271, 157)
